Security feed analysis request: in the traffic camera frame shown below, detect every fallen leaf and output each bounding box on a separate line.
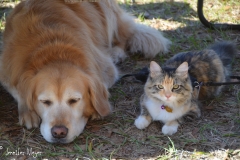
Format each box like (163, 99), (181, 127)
(90, 126), (101, 132)
(205, 105), (215, 110)
(192, 128), (199, 137)
(106, 130), (112, 138)
(224, 6), (231, 11)
(88, 140), (93, 152)
(58, 157), (70, 160)
(2, 126), (22, 132)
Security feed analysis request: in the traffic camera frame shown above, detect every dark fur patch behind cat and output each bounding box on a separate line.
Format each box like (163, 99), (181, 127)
(208, 41), (236, 74)
(163, 42), (237, 99)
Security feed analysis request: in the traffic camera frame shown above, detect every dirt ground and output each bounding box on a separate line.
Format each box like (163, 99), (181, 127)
(0, 0), (240, 159)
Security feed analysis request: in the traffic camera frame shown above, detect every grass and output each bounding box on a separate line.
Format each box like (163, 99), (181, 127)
(0, 0), (240, 159)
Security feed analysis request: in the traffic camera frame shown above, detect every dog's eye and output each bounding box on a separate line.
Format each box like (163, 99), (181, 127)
(40, 100), (52, 106)
(68, 98), (80, 105)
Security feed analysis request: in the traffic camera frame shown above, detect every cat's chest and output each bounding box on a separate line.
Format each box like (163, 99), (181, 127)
(145, 99), (184, 122)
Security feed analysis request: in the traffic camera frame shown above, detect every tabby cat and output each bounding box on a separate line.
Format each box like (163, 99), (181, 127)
(134, 42), (237, 135)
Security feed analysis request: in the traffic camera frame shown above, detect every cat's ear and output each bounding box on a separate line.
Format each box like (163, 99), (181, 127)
(176, 62), (188, 78)
(150, 61), (162, 77)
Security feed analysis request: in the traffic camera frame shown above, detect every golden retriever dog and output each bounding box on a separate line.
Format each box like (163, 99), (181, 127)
(0, 0), (171, 143)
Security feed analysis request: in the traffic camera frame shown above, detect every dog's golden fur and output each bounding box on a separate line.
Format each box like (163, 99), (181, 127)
(0, 0), (170, 143)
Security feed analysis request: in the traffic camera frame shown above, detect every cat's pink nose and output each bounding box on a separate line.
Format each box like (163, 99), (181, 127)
(165, 95), (171, 99)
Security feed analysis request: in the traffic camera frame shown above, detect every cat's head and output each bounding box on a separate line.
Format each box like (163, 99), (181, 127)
(145, 61), (193, 106)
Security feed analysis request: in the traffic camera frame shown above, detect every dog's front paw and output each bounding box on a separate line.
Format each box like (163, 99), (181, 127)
(110, 46), (127, 64)
(162, 124), (178, 135)
(19, 110), (40, 129)
(134, 115), (151, 129)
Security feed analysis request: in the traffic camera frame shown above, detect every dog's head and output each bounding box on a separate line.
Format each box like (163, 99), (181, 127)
(24, 64), (111, 143)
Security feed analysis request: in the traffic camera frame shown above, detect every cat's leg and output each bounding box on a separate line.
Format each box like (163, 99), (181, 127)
(190, 99), (201, 118)
(162, 120), (179, 135)
(134, 103), (152, 129)
(135, 115), (152, 129)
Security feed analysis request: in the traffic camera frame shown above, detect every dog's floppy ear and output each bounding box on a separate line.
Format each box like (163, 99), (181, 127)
(88, 76), (111, 117)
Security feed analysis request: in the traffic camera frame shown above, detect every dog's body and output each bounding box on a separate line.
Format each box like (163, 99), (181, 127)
(0, 0), (170, 143)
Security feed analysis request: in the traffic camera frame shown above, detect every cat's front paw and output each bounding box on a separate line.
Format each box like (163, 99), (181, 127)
(162, 124), (178, 135)
(134, 115), (151, 129)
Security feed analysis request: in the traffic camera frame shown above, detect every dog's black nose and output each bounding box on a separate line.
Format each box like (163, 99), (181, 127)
(51, 125), (68, 139)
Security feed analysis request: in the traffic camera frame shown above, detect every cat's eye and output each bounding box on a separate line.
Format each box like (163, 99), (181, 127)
(173, 84), (179, 89)
(157, 85), (164, 89)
